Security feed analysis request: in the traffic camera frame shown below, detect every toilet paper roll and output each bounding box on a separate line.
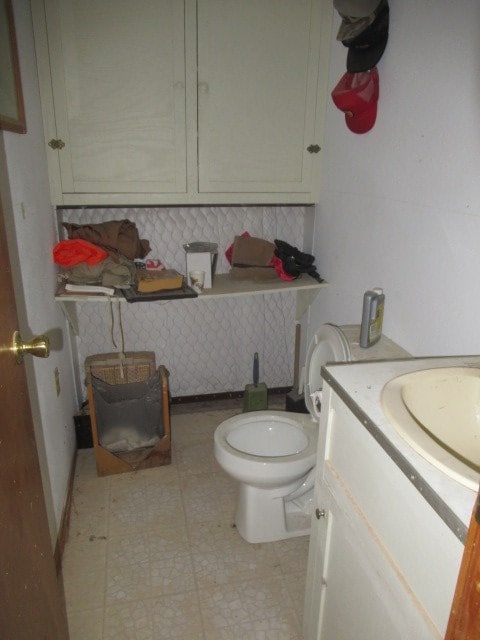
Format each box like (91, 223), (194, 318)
(310, 391), (323, 420)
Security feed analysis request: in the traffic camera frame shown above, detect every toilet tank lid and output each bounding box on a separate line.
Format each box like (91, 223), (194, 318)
(304, 324), (351, 416)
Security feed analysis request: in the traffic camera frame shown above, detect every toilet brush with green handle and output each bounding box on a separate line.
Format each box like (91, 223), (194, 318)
(243, 352), (268, 412)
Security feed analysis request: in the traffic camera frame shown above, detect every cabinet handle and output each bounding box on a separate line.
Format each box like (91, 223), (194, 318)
(307, 144), (320, 153)
(315, 508), (326, 519)
(48, 138), (65, 150)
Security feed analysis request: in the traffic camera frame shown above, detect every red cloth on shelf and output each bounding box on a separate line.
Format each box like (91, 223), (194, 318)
(271, 255), (296, 282)
(53, 239), (108, 267)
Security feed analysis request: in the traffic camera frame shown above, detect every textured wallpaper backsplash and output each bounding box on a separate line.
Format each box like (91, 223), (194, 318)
(60, 206), (310, 398)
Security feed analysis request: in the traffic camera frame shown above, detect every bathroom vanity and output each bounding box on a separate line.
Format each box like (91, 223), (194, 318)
(304, 356), (480, 639)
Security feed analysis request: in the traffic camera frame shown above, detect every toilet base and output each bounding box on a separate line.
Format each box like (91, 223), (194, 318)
(235, 482), (312, 543)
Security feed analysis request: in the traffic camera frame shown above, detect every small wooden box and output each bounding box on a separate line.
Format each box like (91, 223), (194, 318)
(84, 352), (171, 476)
(135, 269), (183, 293)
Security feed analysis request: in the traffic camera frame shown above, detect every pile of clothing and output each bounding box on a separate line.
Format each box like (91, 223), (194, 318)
(53, 220), (150, 289)
(226, 232), (323, 282)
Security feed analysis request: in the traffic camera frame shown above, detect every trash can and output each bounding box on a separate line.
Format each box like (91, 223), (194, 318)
(84, 352), (171, 476)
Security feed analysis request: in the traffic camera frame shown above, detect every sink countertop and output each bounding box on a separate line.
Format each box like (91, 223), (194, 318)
(322, 354), (480, 543)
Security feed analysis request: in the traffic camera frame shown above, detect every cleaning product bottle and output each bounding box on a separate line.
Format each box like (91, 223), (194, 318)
(359, 288), (385, 348)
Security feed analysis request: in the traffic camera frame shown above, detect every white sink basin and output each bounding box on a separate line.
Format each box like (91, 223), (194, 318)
(381, 367), (480, 490)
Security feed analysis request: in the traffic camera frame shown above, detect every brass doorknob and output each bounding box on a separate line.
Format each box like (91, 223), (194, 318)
(12, 331), (50, 363)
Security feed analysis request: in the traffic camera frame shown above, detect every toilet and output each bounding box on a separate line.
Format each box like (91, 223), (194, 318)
(214, 323), (410, 543)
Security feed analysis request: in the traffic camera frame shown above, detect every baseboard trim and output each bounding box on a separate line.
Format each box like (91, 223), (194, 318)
(54, 450), (76, 576)
(171, 386), (291, 404)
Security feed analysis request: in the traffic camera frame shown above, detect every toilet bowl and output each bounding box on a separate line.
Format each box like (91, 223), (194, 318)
(214, 323), (352, 543)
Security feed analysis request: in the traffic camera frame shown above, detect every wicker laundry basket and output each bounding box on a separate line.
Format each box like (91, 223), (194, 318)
(85, 352), (171, 476)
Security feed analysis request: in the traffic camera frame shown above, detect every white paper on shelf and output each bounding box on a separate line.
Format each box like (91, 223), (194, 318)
(65, 283), (115, 295)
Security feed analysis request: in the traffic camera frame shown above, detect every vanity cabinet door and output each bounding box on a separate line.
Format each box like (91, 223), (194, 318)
(303, 499), (330, 640)
(196, 0), (329, 197)
(304, 384), (441, 640)
(36, 0), (187, 199)
(310, 487), (436, 640)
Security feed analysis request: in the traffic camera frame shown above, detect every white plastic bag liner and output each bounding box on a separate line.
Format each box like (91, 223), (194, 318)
(92, 372), (164, 453)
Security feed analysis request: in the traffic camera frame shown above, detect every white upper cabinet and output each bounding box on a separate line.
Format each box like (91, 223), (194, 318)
(32, 0), (331, 206)
(35, 0), (187, 199)
(197, 0), (325, 195)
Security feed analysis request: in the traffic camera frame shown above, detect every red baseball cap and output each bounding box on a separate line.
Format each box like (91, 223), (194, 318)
(331, 67), (379, 134)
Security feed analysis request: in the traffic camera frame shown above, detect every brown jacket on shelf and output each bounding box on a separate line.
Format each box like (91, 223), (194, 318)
(63, 219), (150, 261)
(230, 234), (277, 281)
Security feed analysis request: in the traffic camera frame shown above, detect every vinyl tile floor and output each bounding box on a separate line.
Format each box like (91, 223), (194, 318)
(63, 397), (309, 639)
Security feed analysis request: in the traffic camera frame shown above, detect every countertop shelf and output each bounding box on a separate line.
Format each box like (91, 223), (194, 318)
(199, 273), (326, 298)
(55, 273), (326, 301)
(55, 273), (327, 335)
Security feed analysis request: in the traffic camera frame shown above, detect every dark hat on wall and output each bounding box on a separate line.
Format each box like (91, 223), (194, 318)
(342, 0), (389, 72)
(334, 0), (382, 42)
(334, 0), (381, 18)
(331, 67), (379, 134)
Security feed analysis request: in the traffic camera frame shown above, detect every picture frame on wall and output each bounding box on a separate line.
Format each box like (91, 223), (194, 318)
(0, 0), (26, 133)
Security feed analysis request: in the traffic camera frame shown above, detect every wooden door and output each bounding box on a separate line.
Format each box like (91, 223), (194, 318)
(0, 173), (69, 637)
(445, 489), (480, 639)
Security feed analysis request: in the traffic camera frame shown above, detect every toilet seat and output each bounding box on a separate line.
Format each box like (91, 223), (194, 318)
(226, 417), (309, 457)
(304, 323), (351, 416)
(214, 411), (317, 488)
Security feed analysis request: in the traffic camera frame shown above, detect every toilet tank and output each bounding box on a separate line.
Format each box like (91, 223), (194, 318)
(339, 324), (411, 362)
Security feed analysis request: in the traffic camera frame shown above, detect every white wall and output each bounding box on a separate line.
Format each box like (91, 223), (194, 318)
(310, 0), (480, 357)
(1, 0), (77, 544)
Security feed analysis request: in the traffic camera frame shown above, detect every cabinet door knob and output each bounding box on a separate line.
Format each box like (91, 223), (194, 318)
(315, 508), (326, 519)
(307, 144), (320, 153)
(48, 138), (65, 150)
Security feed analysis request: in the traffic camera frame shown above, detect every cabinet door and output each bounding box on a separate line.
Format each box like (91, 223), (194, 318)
(303, 500), (331, 640)
(306, 488), (438, 640)
(197, 0), (328, 195)
(42, 0), (186, 196)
